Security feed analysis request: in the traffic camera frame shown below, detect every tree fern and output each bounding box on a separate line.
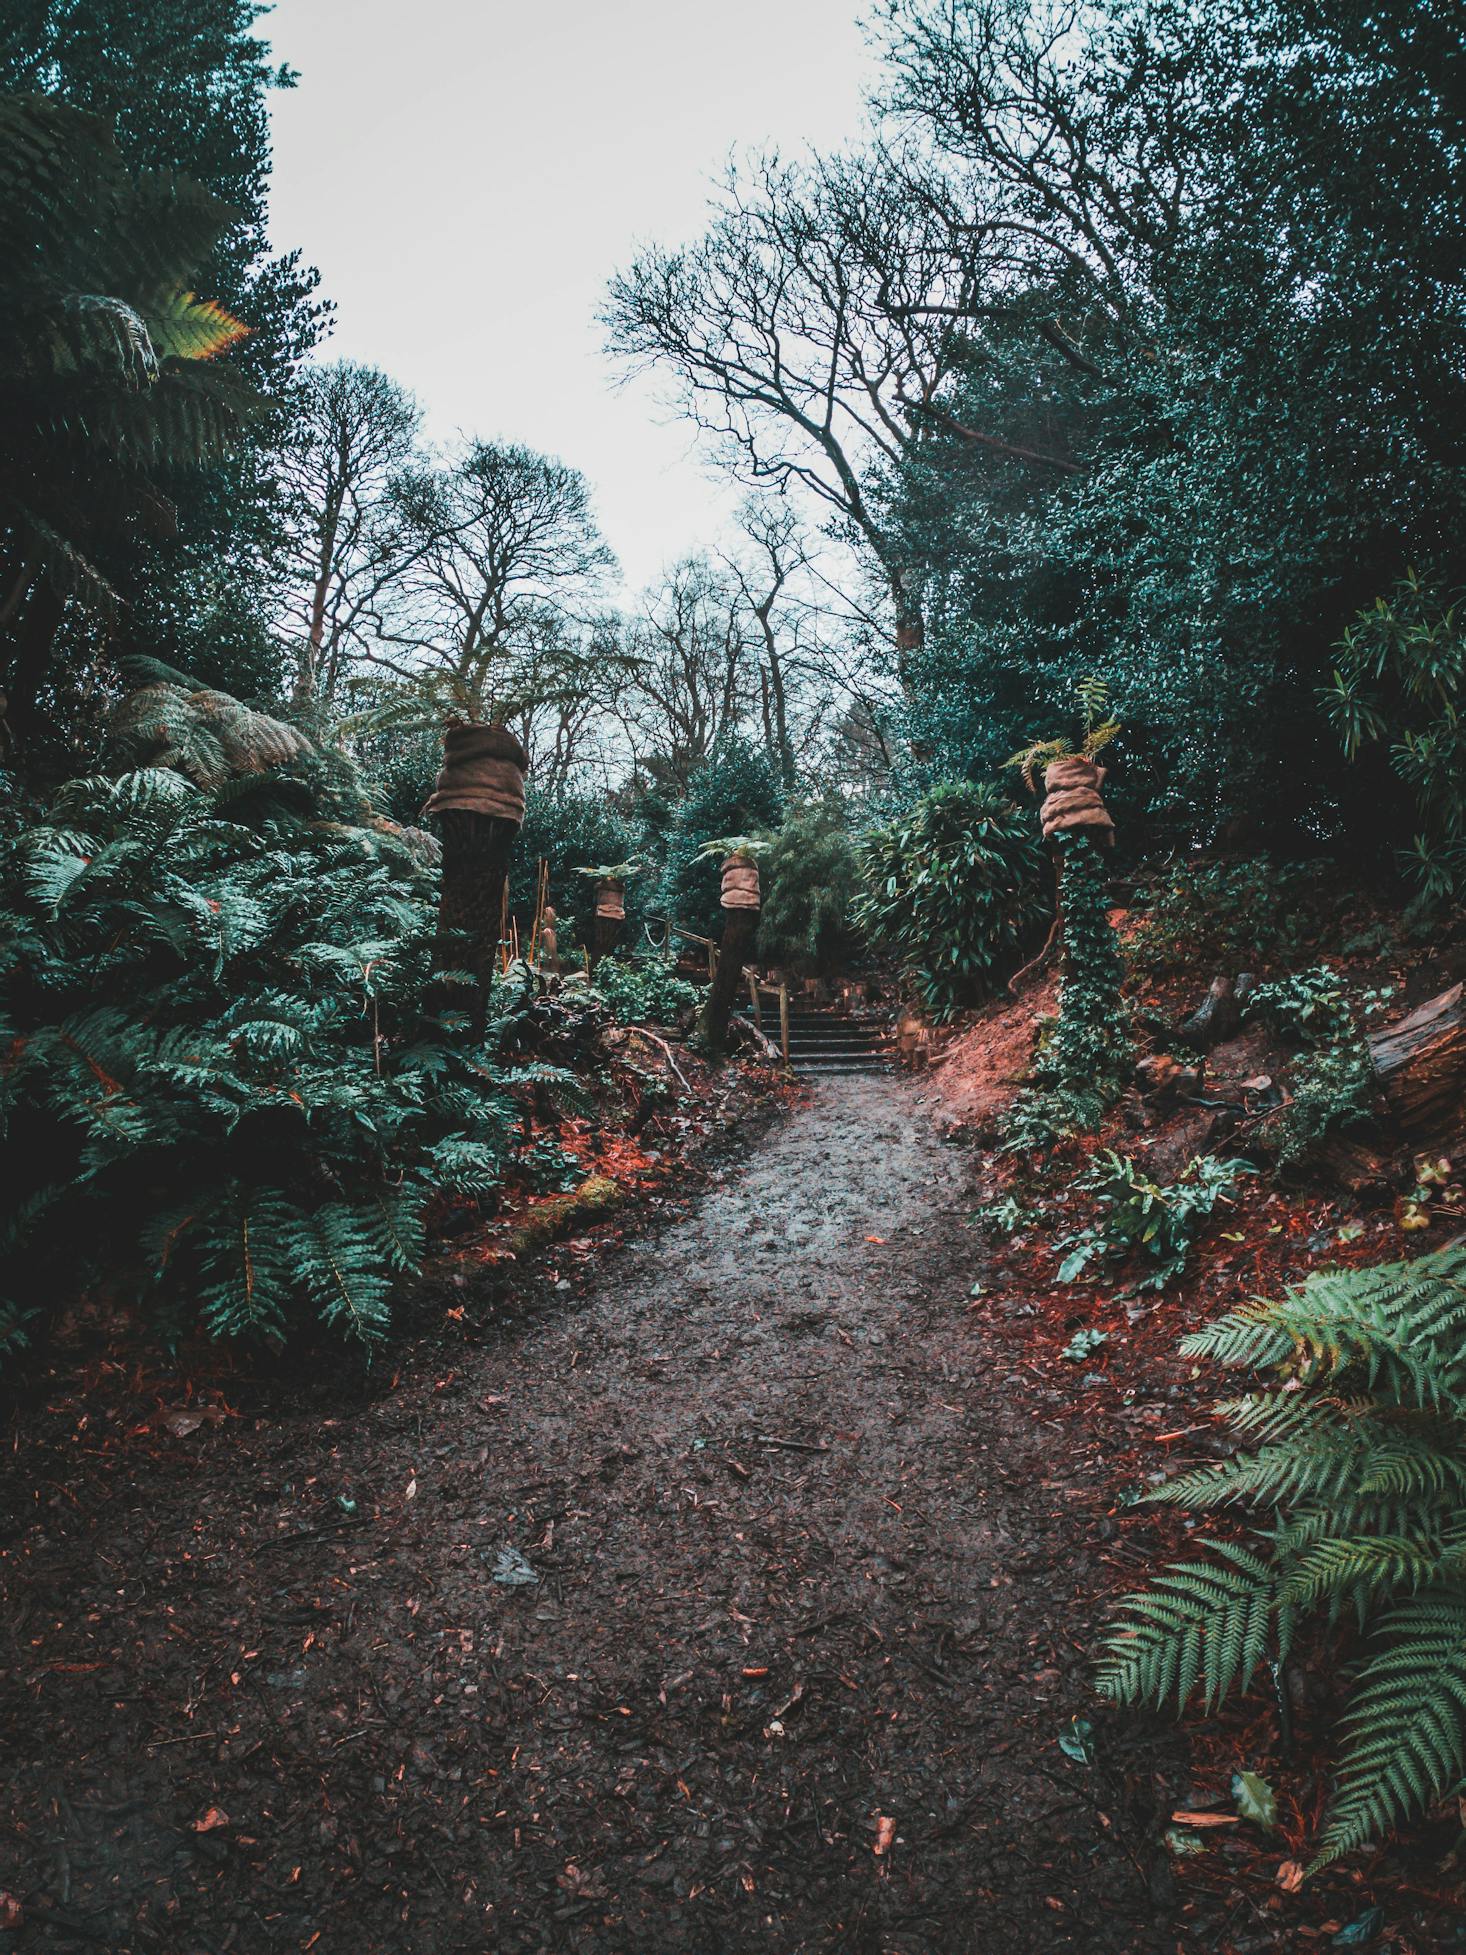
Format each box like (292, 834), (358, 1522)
(1097, 1243), (1466, 1871)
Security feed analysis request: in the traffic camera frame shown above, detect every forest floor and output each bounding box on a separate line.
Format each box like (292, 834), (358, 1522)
(0, 1066), (1445, 1954)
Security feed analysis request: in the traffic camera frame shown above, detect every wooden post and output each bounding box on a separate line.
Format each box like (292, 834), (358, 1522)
(778, 981), (790, 1068)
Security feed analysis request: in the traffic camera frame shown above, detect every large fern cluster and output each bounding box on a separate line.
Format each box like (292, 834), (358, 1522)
(1097, 1242), (1466, 1870)
(0, 767), (528, 1357)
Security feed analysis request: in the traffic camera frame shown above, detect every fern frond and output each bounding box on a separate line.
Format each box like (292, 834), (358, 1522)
(1182, 1244), (1466, 1411)
(286, 1204), (395, 1343)
(1096, 1539), (1277, 1711)
(1313, 1584), (1466, 1869)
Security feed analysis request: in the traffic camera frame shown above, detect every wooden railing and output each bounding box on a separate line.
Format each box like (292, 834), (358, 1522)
(747, 971), (791, 1067)
(645, 913), (790, 1067)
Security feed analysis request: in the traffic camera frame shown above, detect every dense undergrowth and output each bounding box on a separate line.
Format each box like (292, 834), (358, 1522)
(967, 830), (1466, 1882)
(0, 764), (714, 1372)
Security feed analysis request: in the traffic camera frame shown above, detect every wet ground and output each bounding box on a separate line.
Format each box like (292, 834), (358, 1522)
(1, 1075), (1190, 1953)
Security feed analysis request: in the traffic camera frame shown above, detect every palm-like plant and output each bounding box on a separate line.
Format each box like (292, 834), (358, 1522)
(1098, 1242), (1466, 1870)
(0, 92), (261, 729)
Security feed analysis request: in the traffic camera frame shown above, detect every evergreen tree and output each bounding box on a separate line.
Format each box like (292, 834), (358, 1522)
(1, 2), (327, 720)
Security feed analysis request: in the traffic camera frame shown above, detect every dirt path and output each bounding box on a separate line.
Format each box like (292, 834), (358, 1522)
(2, 1076), (1185, 1954)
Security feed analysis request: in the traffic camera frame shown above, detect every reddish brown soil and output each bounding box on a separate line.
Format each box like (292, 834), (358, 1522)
(0, 1071), (1444, 1954)
(922, 975), (1057, 1139)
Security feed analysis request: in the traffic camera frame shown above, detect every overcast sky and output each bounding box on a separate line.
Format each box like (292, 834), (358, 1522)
(266, 0), (879, 597)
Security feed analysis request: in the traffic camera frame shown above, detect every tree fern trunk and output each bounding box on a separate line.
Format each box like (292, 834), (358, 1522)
(591, 913), (622, 968)
(433, 811), (517, 1036)
(699, 906), (758, 1060)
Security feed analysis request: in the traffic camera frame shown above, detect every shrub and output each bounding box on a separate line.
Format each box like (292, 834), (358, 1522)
(511, 790), (641, 951)
(1097, 1242), (1466, 1871)
(587, 949), (702, 1028)
(1245, 964), (1357, 1045)
(1242, 967), (1393, 1169)
(756, 803), (864, 977)
(1126, 857), (1317, 977)
(0, 768), (532, 1362)
(655, 740), (784, 937)
(1056, 1151), (1253, 1290)
(853, 779), (1046, 1021)
(1326, 573), (1466, 903)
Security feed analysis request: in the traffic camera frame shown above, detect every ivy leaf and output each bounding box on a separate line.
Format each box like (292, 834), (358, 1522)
(1057, 1716), (1095, 1765)
(1231, 1769), (1278, 1832)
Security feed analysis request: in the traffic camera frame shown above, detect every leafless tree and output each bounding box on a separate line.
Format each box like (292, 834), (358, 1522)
(276, 361), (424, 707)
(615, 557), (759, 792)
(365, 439), (618, 729)
(878, 0), (1246, 334)
(507, 613), (629, 795)
(721, 499), (807, 792)
(604, 146), (1001, 681)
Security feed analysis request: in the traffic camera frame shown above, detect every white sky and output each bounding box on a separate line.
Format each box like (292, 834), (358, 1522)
(266, 0), (880, 597)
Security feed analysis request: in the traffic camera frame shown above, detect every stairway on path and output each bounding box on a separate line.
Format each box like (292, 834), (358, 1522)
(756, 1001), (890, 1076)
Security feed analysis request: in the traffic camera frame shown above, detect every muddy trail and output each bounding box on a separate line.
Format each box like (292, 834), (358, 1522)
(2, 1077), (1191, 1954)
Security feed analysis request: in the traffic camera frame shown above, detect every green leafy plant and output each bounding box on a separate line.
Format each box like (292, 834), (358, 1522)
(0, 92), (264, 725)
(0, 765), (538, 1360)
(756, 803), (864, 978)
(1242, 967), (1392, 1169)
(853, 779), (1046, 1022)
(1097, 1241), (1466, 1871)
(1326, 573), (1466, 902)
(508, 791), (640, 950)
(1004, 674), (1121, 792)
(1057, 1151), (1253, 1290)
(1244, 965), (1390, 1046)
(587, 949), (702, 1028)
(1269, 1041), (1379, 1170)
(1005, 829), (1132, 1143)
(573, 859), (645, 882)
(1126, 859), (1317, 978)
(521, 1134), (583, 1194)
(975, 1193), (1036, 1237)
(654, 739), (784, 937)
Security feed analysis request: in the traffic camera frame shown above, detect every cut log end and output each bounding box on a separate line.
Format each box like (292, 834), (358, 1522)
(1368, 983), (1466, 1144)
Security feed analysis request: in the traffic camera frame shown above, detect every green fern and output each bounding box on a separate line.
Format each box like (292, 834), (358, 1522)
(1097, 1241), (1466, 1871)
(0, 739), (537, 1362)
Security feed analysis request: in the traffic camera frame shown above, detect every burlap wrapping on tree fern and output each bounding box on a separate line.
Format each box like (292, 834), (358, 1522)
(721, 856), (761, 909)
(1041, 757), (1114, 845)
(595, 878), (625, 920)
(424, 724), (528, 825)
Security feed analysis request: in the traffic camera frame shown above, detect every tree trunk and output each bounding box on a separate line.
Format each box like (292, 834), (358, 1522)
(592, 913), (622, 967)
(1369, 983), (1466, 1142)
(433, 810), (518, 1035)
(698, 906), (758, 1060)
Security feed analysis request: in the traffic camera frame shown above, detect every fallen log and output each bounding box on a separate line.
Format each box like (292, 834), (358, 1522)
(1369, 983), (1466, 1142)
(1178, 975), (1240, 1052)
